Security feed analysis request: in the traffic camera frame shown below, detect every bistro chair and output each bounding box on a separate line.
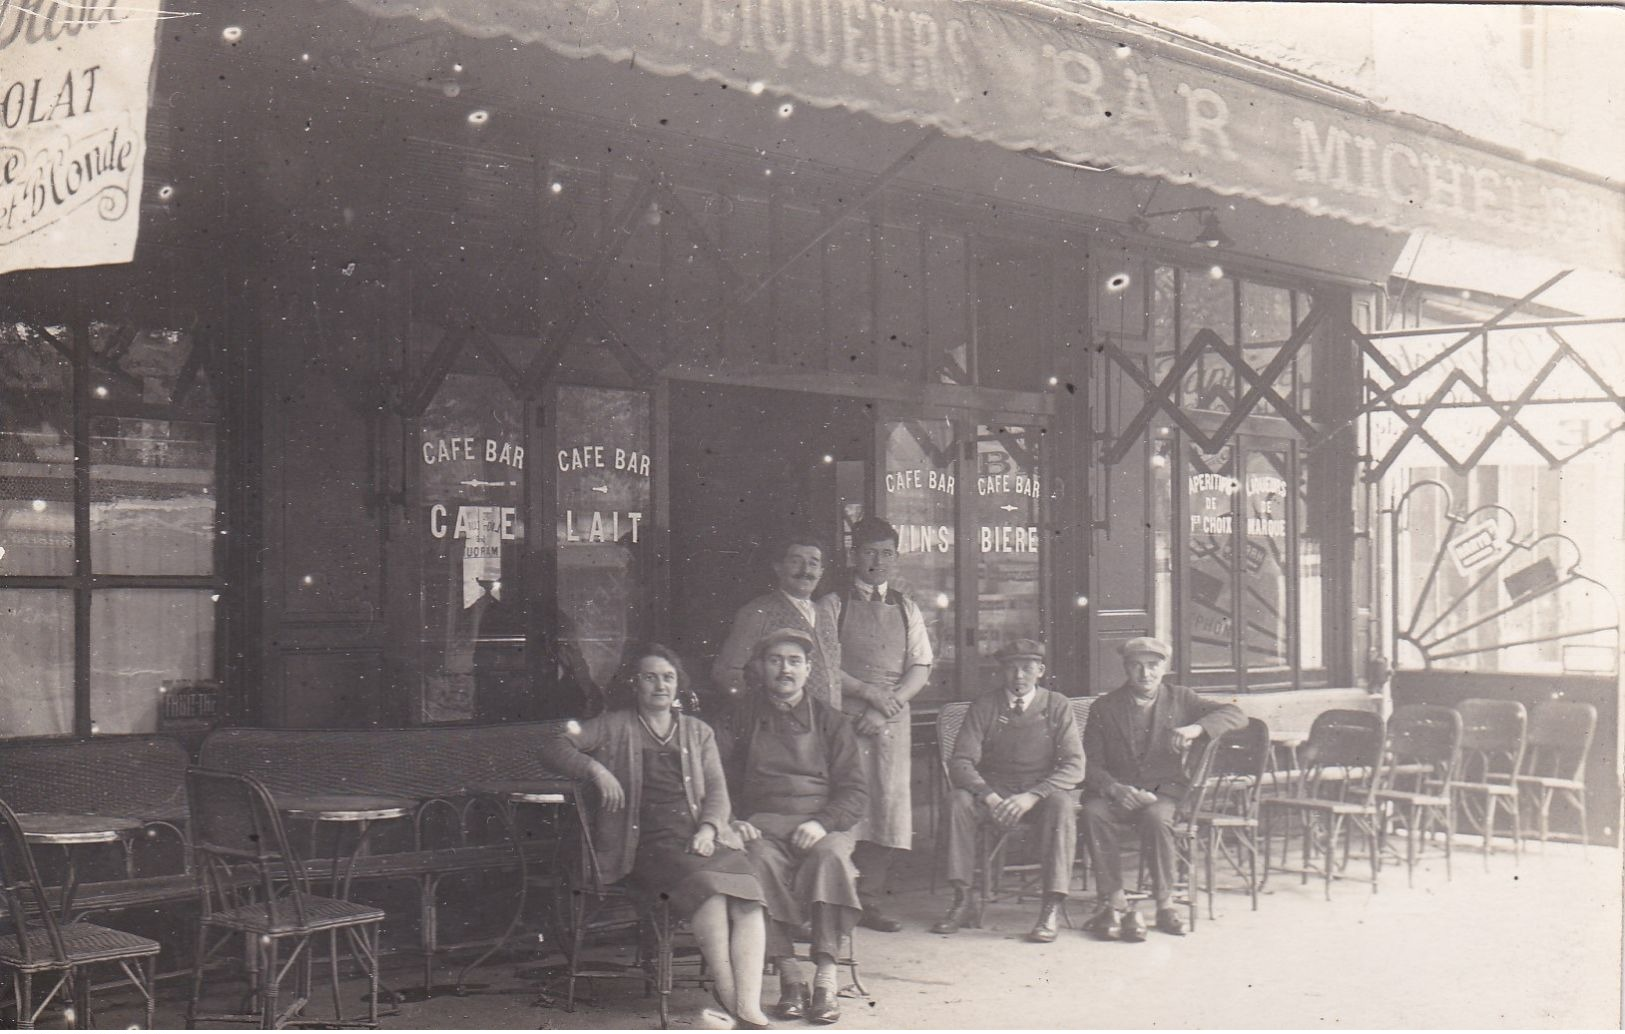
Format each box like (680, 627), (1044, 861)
(558, 783), (715, 1030)
(934, 698), (1092, 926)
(1171, 718), (1271, 927)
(183, 767), (386, 1030)
(1452, 699), (1527, 866)
(1516, 700), (1597, 849)
(0, 797), (161, 1030)
(1260, 709), (1386, 900)
(1375, 705), (1462, 886)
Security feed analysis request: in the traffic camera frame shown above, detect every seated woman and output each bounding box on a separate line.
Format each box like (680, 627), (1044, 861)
(541, 643), (772, 1027)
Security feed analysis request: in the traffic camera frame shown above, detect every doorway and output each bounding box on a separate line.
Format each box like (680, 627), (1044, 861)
(665, 381), (872, 695)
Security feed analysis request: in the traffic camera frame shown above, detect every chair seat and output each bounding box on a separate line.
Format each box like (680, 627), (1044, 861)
(203, 894), (386, 935)
(1194, 812), (1257, 829)
(1265, 796), (1376, 816)
(1455, 781), (1517, 797)
(1516, 775), (1583, 791)
(0, 923), (161, 972)
(1377, 789), (1451, 807)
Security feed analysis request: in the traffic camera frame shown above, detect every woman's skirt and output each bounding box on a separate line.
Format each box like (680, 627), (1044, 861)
(628, 829), (765, 918)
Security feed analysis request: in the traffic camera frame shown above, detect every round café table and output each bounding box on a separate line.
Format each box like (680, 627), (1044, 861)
(452, 781), (580, 997)
(18, 812), (144, 920)
(277, 794), (414, 1021)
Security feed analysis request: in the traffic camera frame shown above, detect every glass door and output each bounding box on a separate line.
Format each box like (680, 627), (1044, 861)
(874, 408), (1048, 706)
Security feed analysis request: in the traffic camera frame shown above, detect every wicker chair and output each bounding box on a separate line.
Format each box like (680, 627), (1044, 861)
(1171, 718), (1271, 926)
(184, 768), (386, 1030)
(0, 797), (160, 1030)
(1261, 709), (1387, 900)
(934, 697), (1092, 926)
(1375, 705), (1461, 885)
(1453, 699), (1527, 866)
(1517, 701), (1598, 849)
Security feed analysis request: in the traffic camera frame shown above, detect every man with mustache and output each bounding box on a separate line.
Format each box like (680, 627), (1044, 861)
(714, 533), (842, 709)
(723, 628), (868, 1025)
(1079, 636), (1245, 941)
(823, 516), (933, 935)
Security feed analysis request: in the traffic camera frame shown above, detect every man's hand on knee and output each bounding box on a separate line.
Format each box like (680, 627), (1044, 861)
(791, 819), (828, 851)
(991, 792), (1039, 827)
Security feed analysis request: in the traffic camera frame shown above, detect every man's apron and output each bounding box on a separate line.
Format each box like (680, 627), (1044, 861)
(837, 594), (912, 850)
(744, 702), (861, 920)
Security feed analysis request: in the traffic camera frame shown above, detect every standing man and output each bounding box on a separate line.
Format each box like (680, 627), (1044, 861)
(1080, 636), (1245, 941)
(934, 639), (1086, 942)
(713, 533), (842, 709)
(824, 516), (933, 934)
(724, 628), (868, 1026)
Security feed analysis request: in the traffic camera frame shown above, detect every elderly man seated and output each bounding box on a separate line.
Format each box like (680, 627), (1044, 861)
(723, 627), (868, 1026)
(1080, 636), (1245, 941)
(932, 638), (1085, 943)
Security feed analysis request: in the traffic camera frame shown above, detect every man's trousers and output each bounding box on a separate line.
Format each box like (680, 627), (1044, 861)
(1080, 793), (1181, 903)
(943, 788), (1078, 897)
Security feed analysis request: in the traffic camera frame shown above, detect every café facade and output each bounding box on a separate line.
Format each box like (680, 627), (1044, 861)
(2, 0), (1621, 832)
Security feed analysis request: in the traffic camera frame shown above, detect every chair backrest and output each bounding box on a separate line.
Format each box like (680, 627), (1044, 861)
(936, 701), (971, 777)
(1384, 705), (1461, 792)
(0, 797), (70, 967)
(185, 767), (313, 926)
(1298, 709), (1386, 802)
(1181, 718), (1270, 820)
(1455, 699), (1527, 785)
(1522, 701), (1598, 782)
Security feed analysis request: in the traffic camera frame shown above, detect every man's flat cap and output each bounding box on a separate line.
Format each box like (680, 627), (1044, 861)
(995, 638), (1046, 662)
(1119, 636), (1172, 660)
(752, 627), (815, 658)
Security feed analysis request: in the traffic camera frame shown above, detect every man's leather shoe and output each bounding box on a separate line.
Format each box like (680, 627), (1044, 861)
(859, 906), (903, 933)
(1120, 909), (1148, 942)
(931, 887), (970, 935)
(808, 986), (841, 1025)
(772, 983), (810, 1021)
(1027, 898), (1062, 943)
(1082, 906), (1121, 941)
(1155, 906), (1187, 936)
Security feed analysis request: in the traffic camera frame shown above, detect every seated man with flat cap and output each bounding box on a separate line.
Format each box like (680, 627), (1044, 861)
(933, 638), (1086, 943)
(1080, 635), (1245, 941)
(722, 627), (868, 1025)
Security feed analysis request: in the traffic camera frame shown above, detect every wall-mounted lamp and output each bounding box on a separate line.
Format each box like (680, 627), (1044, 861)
(1128, 200), (1232, 249)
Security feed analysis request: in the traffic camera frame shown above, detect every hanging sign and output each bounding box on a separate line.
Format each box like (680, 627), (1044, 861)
(0, 1), (162, 275)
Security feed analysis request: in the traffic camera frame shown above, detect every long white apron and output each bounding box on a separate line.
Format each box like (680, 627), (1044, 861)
(837, 595), (913, 850)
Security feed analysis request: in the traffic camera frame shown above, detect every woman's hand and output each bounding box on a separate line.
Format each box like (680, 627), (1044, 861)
(590, 766), (626, 812)
(715, 823), (744, 851)
(688, 824), (717, 857)
(730, 819), (761, 843)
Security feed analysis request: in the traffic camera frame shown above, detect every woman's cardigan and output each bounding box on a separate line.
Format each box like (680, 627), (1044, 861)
(539, 709), (732, 885)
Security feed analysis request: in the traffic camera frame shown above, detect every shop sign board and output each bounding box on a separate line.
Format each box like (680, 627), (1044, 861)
(0, 1), (161, 275)
(345, 0), (1625, 274)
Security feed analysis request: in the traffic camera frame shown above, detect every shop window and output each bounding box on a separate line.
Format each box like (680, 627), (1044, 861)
(414, 371), (526, 723)
(0, 324), (74, 576)
(881, 418), (958, 694)
(553, 385), (653, 704)
(878, 412), (1047, 705)
(973, 423), (1044, 674)
(0, 317), (225, 739)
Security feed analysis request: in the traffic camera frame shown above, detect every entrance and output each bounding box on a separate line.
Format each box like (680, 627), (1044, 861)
(666, 381), (870, 695)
